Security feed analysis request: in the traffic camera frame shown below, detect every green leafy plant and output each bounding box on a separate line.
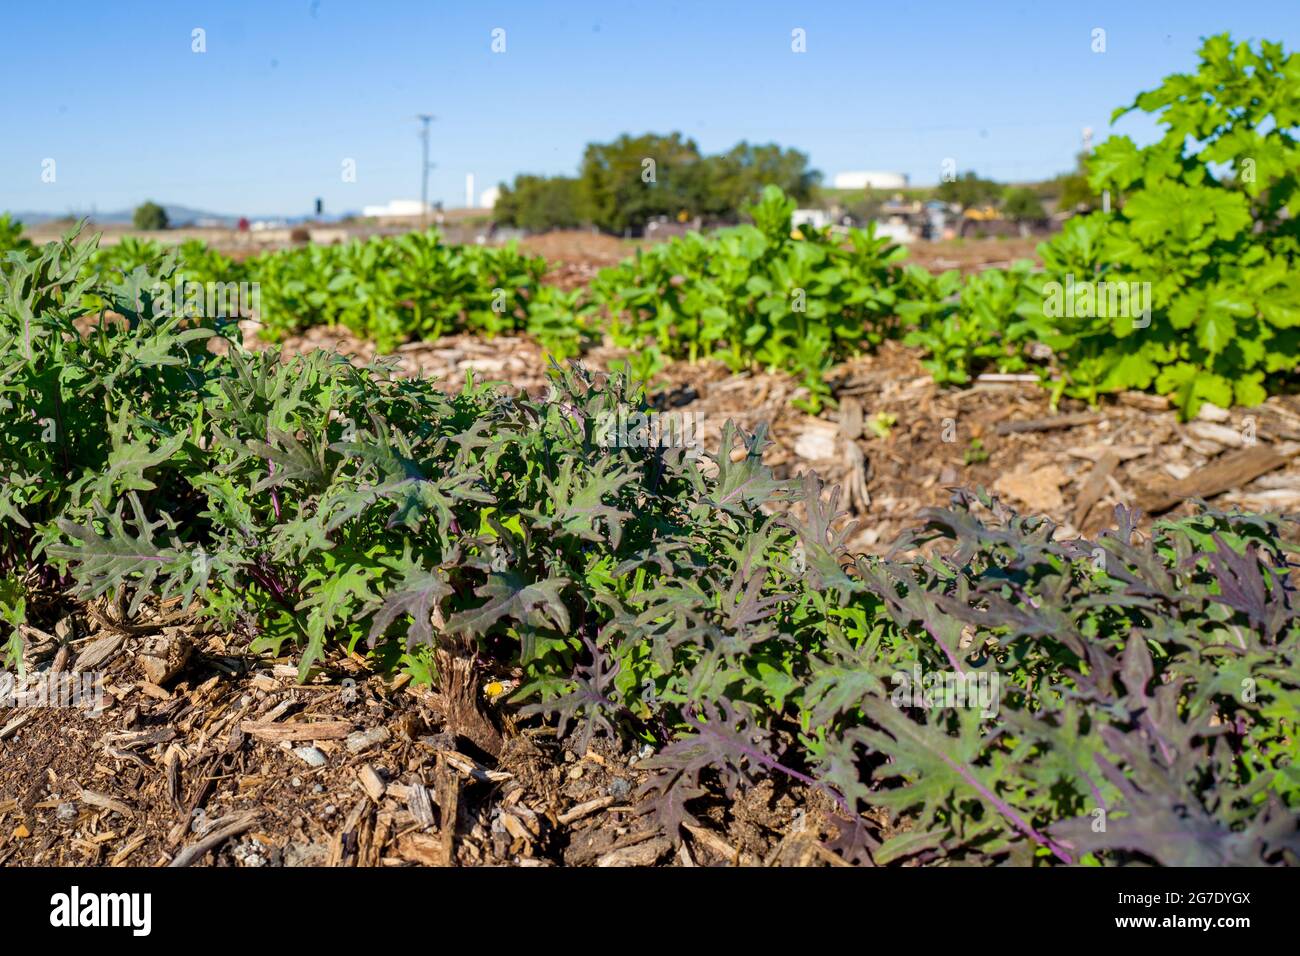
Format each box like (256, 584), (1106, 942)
(901, 262), (1040, 385)
(932, 35), (1300, 418)
(589, 184), (910, 413)
(963, 437), (988, 465)
(0, 215), (34, 260)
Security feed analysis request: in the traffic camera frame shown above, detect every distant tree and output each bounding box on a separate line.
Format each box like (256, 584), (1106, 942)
(493, 175), (588, 231)
(579, 132), (702, 233)
(686, 142), (820, 220)
(936, 171), (1002, 210)
(133, 201), (169, 231)
(493, 134), (823, 235)
(1002, 187), (1046, 222)
(1055, 152), (1100, 212)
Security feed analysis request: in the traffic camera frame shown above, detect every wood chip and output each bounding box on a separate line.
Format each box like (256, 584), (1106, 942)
(995, 412), (1103, 435)
(1186, 420), (1248, 449)
(1139, 445), (1290, 513)
(395, 832), (442, 865)
(357, 764), (387, 802)
(101, 727), (176, 749)
(406, 783), (435, 829)
(500, 812), (532, 845)
(80, 789), (135, 818)
(110, 833), (148, 866)
(1072, 451), (1120, 528)
(168, 812), (258, 867)
(437, 750), (512, 783)
(239, 720), (353, 742)
(1118, 390), (1170, 412)
(1065, 443), (1150, 462)
(345, 727), (390, 754)
(0, 713), (33, 742)
(73, 634), (124, 672)
(435, 755), (460, 866)
(596, 836), (673, 867)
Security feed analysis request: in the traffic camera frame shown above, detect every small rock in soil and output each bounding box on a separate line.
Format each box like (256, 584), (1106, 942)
(232, 840), (267, 868)
(607, 778), (631, 800)
(293, 746), (327, 768)
(346, 727), (390, 754)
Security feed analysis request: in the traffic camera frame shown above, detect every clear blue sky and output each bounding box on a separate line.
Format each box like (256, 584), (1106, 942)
(2, 0), (1296, 217)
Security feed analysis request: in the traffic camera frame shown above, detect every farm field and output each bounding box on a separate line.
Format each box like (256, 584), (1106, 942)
(2, 28), (1299, 879)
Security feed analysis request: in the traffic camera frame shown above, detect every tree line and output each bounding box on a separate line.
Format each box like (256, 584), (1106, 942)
(492, 133), (819, 234)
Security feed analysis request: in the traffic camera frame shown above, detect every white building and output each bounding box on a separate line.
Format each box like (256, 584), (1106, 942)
(478, 185), (501, 210)
(832, 171), (909, 191)
(362, 199), (432, 219)
(792, 209), (831, 229)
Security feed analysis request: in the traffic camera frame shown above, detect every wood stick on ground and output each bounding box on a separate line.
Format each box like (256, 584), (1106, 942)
(434, 754), (460, 867)
(684, 823), (751, 866)
(168, 812), (258, 867)
(239, 720), (353, 742)
(557, 795), (616, 826)
(1073, 451), (1120, 528)
(995, 412), (1104, 436)
(1139, 445), (1289, 514)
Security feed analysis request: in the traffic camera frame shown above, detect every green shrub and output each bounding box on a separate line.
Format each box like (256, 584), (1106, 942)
(132, 201), (168, 231)
(589, 185), (909, 412)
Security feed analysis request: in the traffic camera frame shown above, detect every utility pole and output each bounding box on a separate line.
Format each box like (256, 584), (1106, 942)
(416, 114), (436, 229)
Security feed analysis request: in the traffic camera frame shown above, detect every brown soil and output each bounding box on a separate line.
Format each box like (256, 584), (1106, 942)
(903, 236), (1041, 274)
(519, 230), (636, 267)
(0, 610), (838, 867)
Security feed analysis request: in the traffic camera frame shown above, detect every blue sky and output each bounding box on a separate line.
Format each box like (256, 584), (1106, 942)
(2, 0), (1297, 217)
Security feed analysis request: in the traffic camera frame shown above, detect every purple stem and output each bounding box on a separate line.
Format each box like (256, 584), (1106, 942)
(932, 748), (1075, 864)
(268, 461), (281, 521)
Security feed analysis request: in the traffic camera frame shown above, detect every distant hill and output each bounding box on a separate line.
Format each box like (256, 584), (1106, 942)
(4, 204), (249, 227)
(4, 205), (361, 227)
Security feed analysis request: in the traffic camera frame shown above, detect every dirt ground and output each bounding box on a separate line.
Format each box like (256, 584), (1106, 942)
(0, 603), (847, 868)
